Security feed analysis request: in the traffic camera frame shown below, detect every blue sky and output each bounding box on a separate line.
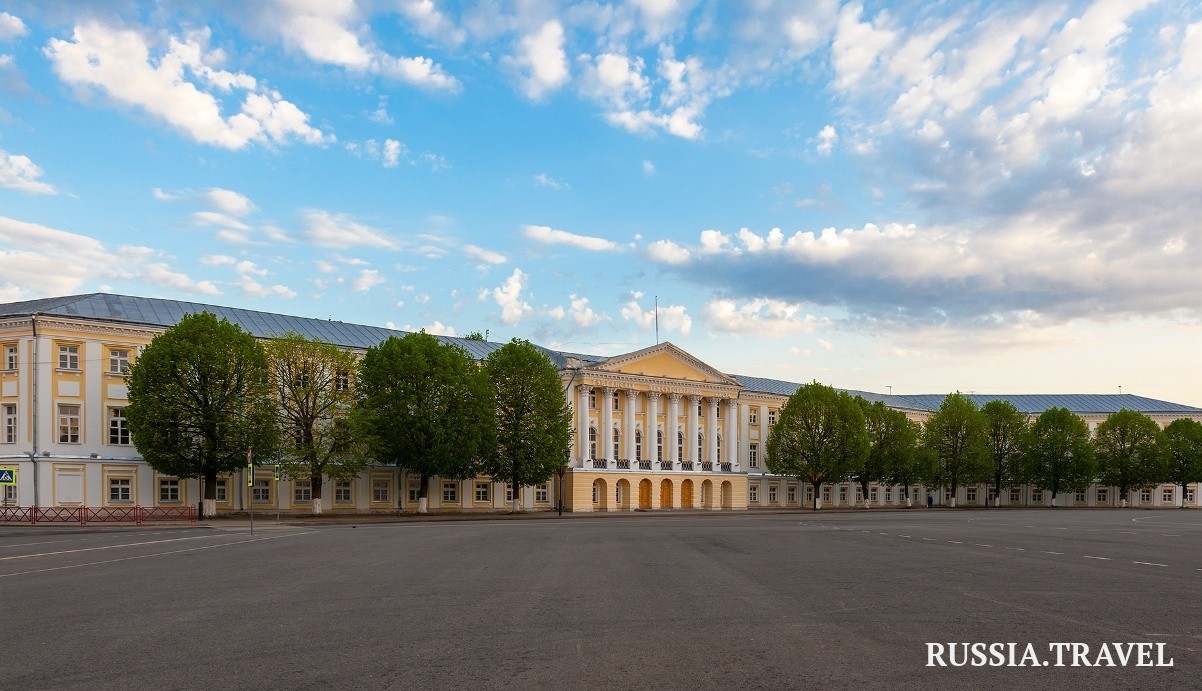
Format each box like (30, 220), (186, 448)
(2, 1), (1201, 404)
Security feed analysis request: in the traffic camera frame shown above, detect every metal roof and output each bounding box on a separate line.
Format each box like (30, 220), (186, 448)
(3, 293), (1199, 415)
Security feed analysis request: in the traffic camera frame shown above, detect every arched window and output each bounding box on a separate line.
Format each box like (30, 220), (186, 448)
(613, 428), (620, 459)
(588, 427), (597, 459)
(635, 430), (642, 461)
(592, 480), (600, 504)
(656, 430), (663, 462)
(677, 431), (684, 462)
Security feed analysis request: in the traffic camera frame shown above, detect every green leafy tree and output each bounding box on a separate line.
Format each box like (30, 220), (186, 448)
(1094, 409), (1165, 507)
(266, 333), (366, 515)
(355, 332), (494, 513)
(855, 399), (914, 507)
(881, 413), (925, 507)
(982, 400), (1029, 507)
(1163, 418), (1202, 508)
(921, 393), (990, 507)
(765, 382), (868, 509)
(1023, 407), (1095, 504)
(481, 339), (572, 512)
(126, 312), (279, 518)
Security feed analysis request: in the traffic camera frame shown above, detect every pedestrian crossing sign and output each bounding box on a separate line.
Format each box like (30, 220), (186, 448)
(0, 468), (15, 485)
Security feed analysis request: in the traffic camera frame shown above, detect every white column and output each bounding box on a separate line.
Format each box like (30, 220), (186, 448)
(725, 400), (738, 470)
(759, 404), (769, 437)
(706, 398), (719, 463)
(647, 392), (661, 465)
(601, 388), (614, 461)
(738, 403), (749, 469)
(578, 387), (591, 466)
(625, 389), (638, 461)
(687, 395), (701, 466)
(668, 394), (681, 469)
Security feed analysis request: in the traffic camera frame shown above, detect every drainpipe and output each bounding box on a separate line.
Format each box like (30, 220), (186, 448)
(30, 313), (39, 507)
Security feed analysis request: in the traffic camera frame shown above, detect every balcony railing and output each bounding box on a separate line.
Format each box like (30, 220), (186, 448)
(701, 462), (713, 472)
(659, 461), (674, 471)
(638, 460), (652, 470)
(720, 463), (732, 472)
(681, 461), (694, 471)
(616, 459), (631, 470)
(591, 458), (608, 469)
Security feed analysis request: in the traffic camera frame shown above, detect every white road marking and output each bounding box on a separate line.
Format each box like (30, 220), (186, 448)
(0, 534), (229, 561)
(1132, 561), (1167, 567)
(1083, 555), (1111, 561)
(1120, 531), (1137, 535)
(1004, 547), (1025, 551)
(899, 535), (911, 538)
(1041, 551), (1064, 555)
(0, 532), (315, 579)
(1160, 534), (1181, 537)
(921, 537), (935, 541)
(879, 532), (890, 536)
(947, 540), (962, 544)
(974, 544), (992, 548)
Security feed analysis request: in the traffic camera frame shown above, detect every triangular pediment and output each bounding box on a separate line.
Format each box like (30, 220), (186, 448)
(588, 342), (740, 387)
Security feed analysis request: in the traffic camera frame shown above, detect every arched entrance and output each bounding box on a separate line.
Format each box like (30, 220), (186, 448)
(638, 479), (652, 509)
(681, 479), (694, 509)
(660, 479), (674, 509)
(720, 481), (733, 509)
(592, 478), (608, 511)
(701, 479), (714, 509)
(616, 478), (632, 511)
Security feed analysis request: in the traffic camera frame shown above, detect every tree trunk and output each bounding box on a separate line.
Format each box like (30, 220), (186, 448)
(203, 468), (218, 519)
(511, 479), (522, 513)
(811, 481), (822, 510)
(311, 474), (324, 516)
(418, 473), (429, 514)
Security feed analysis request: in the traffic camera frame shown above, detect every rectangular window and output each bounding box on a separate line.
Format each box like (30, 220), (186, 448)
(334, 480), (352, 503)
(1074, 491), (1086, 503)
(748, 410), (757, 425)
(822, 486), (830, 502)
(1163, 488), (1174, 504)
(748, 484), (758, 503)
(856, 488), (863, 502)
(408, 479), (420, 503)
(1186, 490), (1195, 504)
(988, 488), (998, 501)
(109, 348), (130, 374)
(159, 479), (180, 503)
(1140, 488), (1152, 503)
(748, 444), (758, 468)
(943, 489), (951, 503)
(884, 487), (892, 502)
(806, 486), (814, 503)
(787, 485), (796, 504)
(870, 487), (878, 502)
(1010, 487), (1021, 503)
(535, 484), (549, 503)
(3, 404), (15, 443)
(474, 482), (490, 503)
(442, 481), (458, 503)
(334, 370), (351, 391)
(966, 487), (977, 502)
(505, 483), (514, 502)
(251, 478), (271, 504)
(372, 479), (390, 503)
(58, 344), (80, 370)
(3, 484), (15, 504)
(215, 479), (228, 502)
(768, 410), (777, 426)
(58, 404), (81, 443)
(768, 484), (777, 503)
(1096, 488), (1108, 504)
(839, 486), (848, 502)
(1032, 489), (1043, 503)
(108, 407), (130, 445)
(294, 479), (312, 503)
(3, 344), (16, 370)
(109, 478), (131, 503)
(614, 395), (621, 411)
(588, 390), (596, 409)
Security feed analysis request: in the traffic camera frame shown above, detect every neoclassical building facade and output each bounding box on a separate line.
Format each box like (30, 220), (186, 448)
(2, 293), (1200, 515)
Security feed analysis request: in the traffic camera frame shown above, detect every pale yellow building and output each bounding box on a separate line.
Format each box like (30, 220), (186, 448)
(2, 293), (1200, 515)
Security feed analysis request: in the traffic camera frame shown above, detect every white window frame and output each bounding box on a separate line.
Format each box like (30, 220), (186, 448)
(109, 477), (132, 504)
(108, 407), (130, 446)
(474, 482), (490, 503)
(3, 344), (16, 371)
(58, 403), (81, 444)
(535, 484), (549, 503)
(334, 480), (353, 504)
(3, 404), (15, 444)
(251, 478), (271, 504)
(1074, 490), (1086, 503)
(372, 479), (390, 504)
(158, 478), (181, 503)
(505, 483), (514, 502)
(1140, 488), (1152, 503)
(1096, 488), (1108, 504)
(748, 410), (757, 425)
(613, 428), (620, 459)
(749, 443), (758, 468)
(58, 344), (80, 370)
(1032, 489), (1043, 502)
(787, 485), (796, 504)
(441, 481), (458, 504)
(768, 484), (777, 503)
(408, 478), (421, 503)
(1010, 487), (1021, 503)
(748, 484), (758, 503)
(294, 479), (313, 503)
(109, 348), (130, 374)
(768, 410), (777, 426)
(215, 479), (228, 503)
(1162, 488), (1174, 504)
(966, 487), (977, 502)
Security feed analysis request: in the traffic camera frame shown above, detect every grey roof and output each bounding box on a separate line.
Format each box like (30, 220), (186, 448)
(0, 292), (509, 357)
(3, 293), (1200, 415)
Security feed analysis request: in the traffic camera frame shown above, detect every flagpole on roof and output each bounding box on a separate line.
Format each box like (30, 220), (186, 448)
(655, 296), (659, 345)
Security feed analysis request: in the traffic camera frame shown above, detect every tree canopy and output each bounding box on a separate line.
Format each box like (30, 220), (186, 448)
(765, 382), (867, 508)
(1094, 409), (1165, 506)
(354, 332), (494, 513)
(266, 333), (366, 515)
(982, 400), (1028, 506)
(856, 399), (916, 506)
(481, 339), (573, 512)
(921, 393), (990, 505)
(126, 311), (279, 516)
(1162, 418), (1202, 508)
(1023, 407), (1095, 502)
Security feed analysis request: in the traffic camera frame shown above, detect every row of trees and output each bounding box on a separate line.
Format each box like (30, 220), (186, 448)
(127, 312), (572, 517)
(765, 383), (1202, 509)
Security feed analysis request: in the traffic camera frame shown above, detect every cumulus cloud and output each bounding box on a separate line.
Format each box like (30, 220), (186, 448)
(45, 22), (331, 149)
(492, 268), (533, 324)
(0, 12), (27, 41)
(301, 210), (398, 249)
(534, 172), (569, 190)
(620, 297), (692, 335)
(815, 124), (837, 156)
(463, 244), (506, 266)
(646, 239), (690, 265)
(416, 320), (457, 337)
(204, 188), (255, 216)
(0, 151), (56, 194)
(510, 20), (569, 99)
(567, 294), (603, 327)
(523, 224), (619, 251)
(351, 269), (385, 292)
(703, 298), (825, 337)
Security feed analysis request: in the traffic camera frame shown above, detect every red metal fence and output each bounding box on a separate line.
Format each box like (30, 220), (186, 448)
(0, 506), (196, 525)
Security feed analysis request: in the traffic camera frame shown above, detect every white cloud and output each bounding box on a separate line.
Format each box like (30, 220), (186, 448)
(567, 294), (603, 327)
(383, 139), (404, 168)
(642, 160), (656, 175)
(237, 276), (296, 299)
(523, 224), (619, 251)
(45, 22), (331, 149)
(351, 269), (385, 292)
(191, 211), (251, 231)
(620, 298), (692, 335)
(204, 188), (255, 216)
(301, 210), (398, 249)
(417, 320), (457, 337)
(534, 172), (569, 190)
(492, 268), (532, 324)
(398, 0), (467, 45)
(0, 151), (57, 194)
(646, 239), (690, 265)
(199, 254), (236, 266)
(0, 12), (27, 41)
(511, 20), (569, 99)
(368, 95), (393, 124)
(815, 124), (837, 156)
(464, 244), (507, 266)
(142, 263), (220, 295)
(703, 298), (824, 337)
